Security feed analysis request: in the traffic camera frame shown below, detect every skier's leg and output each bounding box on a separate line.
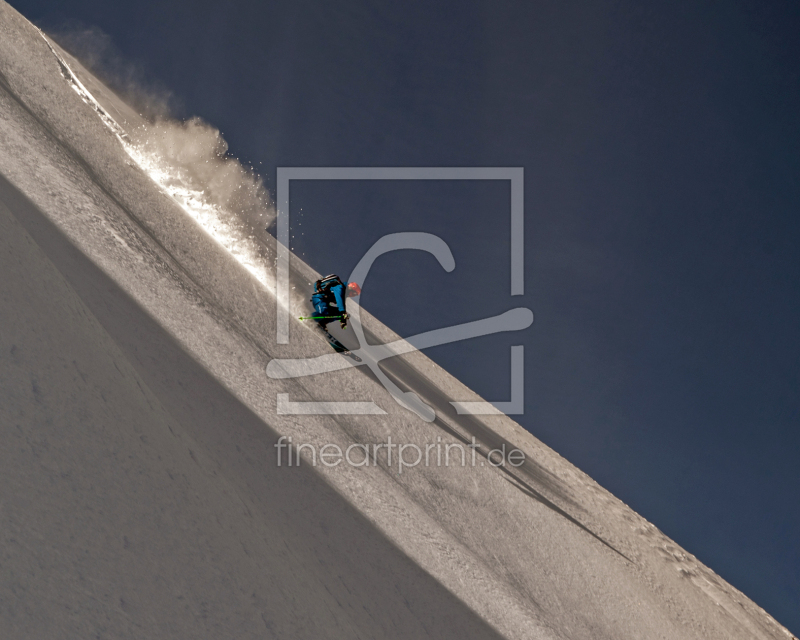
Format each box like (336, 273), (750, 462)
(311, 293), (330, 320)
(312, 318), (343, 350)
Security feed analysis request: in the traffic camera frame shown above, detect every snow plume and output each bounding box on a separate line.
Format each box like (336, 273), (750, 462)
(40, 26), (277, 285)
(128, 117), (275, 231)
(47, 25), (275, 227)
(123, 117), (277, 285)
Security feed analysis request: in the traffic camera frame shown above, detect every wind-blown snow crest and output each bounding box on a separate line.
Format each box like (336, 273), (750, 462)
(39, 28), (277, 292)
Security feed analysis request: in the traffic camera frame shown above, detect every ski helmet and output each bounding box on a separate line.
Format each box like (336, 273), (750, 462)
(346, 282), (362, 297)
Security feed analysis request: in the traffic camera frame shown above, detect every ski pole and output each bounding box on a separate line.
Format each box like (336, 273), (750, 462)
(298, 315), (343, 320)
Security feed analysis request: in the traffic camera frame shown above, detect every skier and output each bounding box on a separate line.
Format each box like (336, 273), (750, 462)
(309, 274), (362, 355)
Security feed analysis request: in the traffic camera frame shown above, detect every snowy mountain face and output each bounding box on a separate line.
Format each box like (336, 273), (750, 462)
(0, 2), (795, 639)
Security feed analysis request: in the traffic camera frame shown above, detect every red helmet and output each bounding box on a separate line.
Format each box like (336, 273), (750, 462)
(346, 282), (362, 297)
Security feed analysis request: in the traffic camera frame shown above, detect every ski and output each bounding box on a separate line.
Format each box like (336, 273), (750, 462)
(322, 329), (362, 362)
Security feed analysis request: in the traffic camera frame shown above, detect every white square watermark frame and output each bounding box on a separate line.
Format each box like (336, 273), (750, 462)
(274, 167), (526, 417)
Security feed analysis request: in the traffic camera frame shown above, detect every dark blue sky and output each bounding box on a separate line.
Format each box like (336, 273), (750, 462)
(14, 0), (799, 631)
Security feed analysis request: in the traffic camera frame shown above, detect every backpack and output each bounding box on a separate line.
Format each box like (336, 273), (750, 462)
(315, 274), (344, 294)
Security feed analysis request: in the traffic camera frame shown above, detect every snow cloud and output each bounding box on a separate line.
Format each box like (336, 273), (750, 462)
(129, 117), (275, 231)
(49, 23), (276, 230)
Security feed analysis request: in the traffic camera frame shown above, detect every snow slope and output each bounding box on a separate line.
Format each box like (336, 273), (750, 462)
(0, 3), (795, 638)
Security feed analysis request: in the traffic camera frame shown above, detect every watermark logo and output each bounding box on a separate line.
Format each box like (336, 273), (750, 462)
(267, 168), (531, 422)
(274, 435), (526, 474)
